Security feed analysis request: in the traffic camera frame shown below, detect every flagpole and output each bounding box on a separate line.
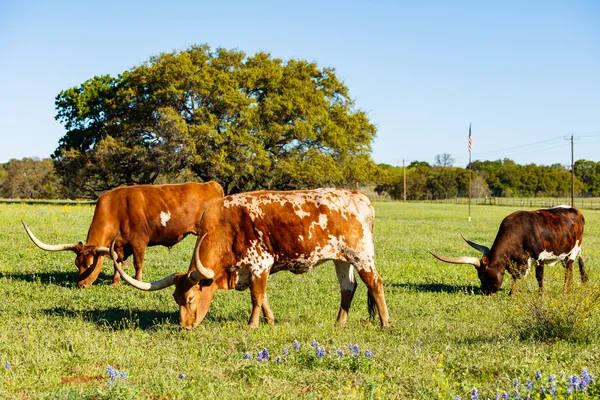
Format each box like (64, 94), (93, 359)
(468, 122), (472, 222)
(468, 150), (472, 222)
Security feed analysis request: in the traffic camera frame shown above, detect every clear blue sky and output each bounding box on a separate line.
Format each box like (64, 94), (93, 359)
(1, 1), (598, 168)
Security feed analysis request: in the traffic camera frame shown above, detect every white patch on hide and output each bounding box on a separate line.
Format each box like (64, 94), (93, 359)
(160, 211), (171, 227)
(535, 240), (581, 267)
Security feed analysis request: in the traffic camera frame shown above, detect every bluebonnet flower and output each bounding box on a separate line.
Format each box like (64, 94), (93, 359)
(567, 387), (573, 395)
(106, 366), (118, 379)
(455, 396), (461, 400)
(365, 350), (374, 358)
(582, 368), (591, 388)
(178, 373), (185, 380)
(525, 396), (530, 400)
(4, 362), (10, 369)
(244, 352), (251, 359)
(276, 356), (281, 363)
(336, 348), (343, 357)
(257, 353), (264, 362)
(293, 340), (300, 351)
(535, 370), (542, 380)
(471, 387), (479, 400)
(515, 389), (520, 399)
(316, 347), (325, 358)
(495, 389), (500, 400)
(282, 348), (289, 357)
(349, 344), (359, 356)
(540, 386), (546, 393)
(417, 339), (422, 347)
(260, 348), (269, 361)
(311, 339), (319, 347)
(525, 380), (533, 391)
(119, 371), (127, 379)
(502, 391), (509, 400)
(548, 374), (556, 384)
(514, 379), (519, 388)
(569, 375), (578, 389)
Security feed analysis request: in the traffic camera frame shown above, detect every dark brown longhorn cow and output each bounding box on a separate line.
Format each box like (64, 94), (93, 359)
(431, 206), (587, 295)
(23, 182), (224, 288)
(109, 188), (391, 330)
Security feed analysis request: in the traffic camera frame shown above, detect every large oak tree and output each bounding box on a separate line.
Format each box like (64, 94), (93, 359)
(53, 45), (377, 197)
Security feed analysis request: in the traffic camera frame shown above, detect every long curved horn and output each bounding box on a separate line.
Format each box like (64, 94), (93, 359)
(461, 233), (490, 255)
(189, 233), (215, 284)
(110, 234), (177, 291)
(22, 220), (79, 252)
(429, 250), (481, 268)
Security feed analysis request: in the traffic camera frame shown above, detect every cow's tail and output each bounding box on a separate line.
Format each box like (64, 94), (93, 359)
(367, 290), (377, 320)
(579, 256), (589, 284)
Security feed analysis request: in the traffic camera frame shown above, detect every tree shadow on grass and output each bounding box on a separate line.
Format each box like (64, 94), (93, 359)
(390, 282), (482, 294)
(1, 271), (118, 288)
(43, 307), (178, 330)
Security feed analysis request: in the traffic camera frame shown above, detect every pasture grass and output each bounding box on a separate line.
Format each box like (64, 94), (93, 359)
(1, 202), (600, 399)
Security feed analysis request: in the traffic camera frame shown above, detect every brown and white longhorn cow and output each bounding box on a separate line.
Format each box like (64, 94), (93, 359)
(110, 188), (391, 330)
(430, 206), (587, 295)
(23, 182), (224, 288)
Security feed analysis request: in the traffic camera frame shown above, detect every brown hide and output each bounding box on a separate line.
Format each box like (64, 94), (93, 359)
(28, 182), (224, 288)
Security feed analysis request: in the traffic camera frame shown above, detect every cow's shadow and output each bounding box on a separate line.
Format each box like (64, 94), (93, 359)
(391, 282), (482, 294)
(43, 307), (178, 330)
(1, 271), (116, 288)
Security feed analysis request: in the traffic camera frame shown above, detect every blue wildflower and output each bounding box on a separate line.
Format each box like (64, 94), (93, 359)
(525, 396), (530, 400)
(582, 368), (591, 388)
(119, 371), (127, 379)
(178, 373), (185, 380)
(502, 391), (509, 400)
(244, 352), (251, 359)
(311, 339), (319, 348)
(535, 370), (542, 380)
(515, 389), (520, 399)
(260, 348), (269, 361)
(316, 347), (325, 358)
(471, 387), (479, 400)
(567, 387), (573, 395)
(4, 362), (10, 369)
(365, 350), (374, 358)
(257, 353), (263, 362)
(569, 375), (578, 389)
(455, 396), (461, 400)
(548, 374), (556, 384)
(525, 380), (533, 391)
(293, 340), (300, 351)
(276, 356), (281, 363)
(282, 348), (289, 357)
(336, 348), (343, 357)
(349, 344), (359, 356)
(417, 339), (422, 347)
(495, 389), (500, 400)
(514, 379), (519, 388)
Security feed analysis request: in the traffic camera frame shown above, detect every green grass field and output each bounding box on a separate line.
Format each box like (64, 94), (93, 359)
(1, 202), (600, 399)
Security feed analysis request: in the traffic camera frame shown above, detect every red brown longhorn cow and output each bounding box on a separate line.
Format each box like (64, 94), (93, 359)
(23, 182), (224, 288)
(431, 206), (587, 295)
(110, 188), (391, 329)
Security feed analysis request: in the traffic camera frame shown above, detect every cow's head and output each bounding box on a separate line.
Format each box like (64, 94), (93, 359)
(109, 233), (217, 330)
(430, 234), (504, 295)
(22, 221), (110, 288)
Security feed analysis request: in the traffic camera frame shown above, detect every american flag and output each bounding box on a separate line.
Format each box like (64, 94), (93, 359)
(468, 123), (472, 153)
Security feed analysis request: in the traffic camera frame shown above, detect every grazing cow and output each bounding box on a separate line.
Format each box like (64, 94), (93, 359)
(23, 182), (224, 289)
(109, 188), (391, 330)
(430, 206), (587, 295)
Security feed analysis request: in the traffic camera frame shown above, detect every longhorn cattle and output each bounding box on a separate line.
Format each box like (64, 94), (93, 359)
(110, 188), (391, 330)
(430, 206), (587, 295)
(23, 181), (224, 289)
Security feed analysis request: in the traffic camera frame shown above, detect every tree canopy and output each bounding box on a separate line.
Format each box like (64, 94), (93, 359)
(53, 45), (377, 197)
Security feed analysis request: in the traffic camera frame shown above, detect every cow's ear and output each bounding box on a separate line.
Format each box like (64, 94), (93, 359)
(200, 278), (214, 288)
(481, 255), (489, 270)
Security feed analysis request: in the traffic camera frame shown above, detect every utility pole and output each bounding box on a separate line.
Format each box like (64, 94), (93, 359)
(564, 135), (579, 207)
(403, 159), (407, 202)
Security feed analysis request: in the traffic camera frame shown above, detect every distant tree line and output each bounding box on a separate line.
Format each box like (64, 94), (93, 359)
(374, 155), (596, 200)
(3, 156), (600, 200)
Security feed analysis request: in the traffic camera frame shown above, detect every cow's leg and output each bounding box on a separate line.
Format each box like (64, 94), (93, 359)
(579, 256), (588, 284)
(356, 266), (391, 328)
(535, 262), (545, 294)
(131, 244), (146, 281)
(334, 260), (357, 326)
(261, 293), (275, 325)
(111, 265), (121, 286)
(248, 270), (269, 328)
(564, 259), (574, 294)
